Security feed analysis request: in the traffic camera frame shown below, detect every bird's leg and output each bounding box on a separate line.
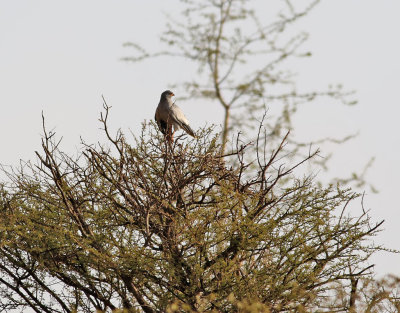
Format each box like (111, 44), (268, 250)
(166, 124), (173, 143)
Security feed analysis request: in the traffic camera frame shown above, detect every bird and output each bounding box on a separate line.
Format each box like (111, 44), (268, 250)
(155, 90), (196, 142)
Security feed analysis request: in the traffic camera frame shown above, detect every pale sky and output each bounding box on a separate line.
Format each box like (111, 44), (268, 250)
(0, 0), (399, 277)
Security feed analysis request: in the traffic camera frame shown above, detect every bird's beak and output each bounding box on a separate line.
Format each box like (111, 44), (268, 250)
(171, 93), (175, 97)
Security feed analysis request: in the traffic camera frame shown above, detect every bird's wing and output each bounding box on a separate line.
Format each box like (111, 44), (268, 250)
(170, 104), (196, 137)
(155, 106), (167, 135)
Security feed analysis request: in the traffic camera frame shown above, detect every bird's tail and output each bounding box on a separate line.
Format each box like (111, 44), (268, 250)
(180, 123), (196, 138)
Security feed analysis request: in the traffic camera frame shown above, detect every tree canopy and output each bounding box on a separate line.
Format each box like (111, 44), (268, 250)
(0, 106), (388, 312)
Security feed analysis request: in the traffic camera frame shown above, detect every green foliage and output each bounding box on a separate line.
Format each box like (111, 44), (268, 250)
(0, 108), (385, 312)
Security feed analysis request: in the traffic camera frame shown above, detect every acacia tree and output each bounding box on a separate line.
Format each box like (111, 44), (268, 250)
(0, 105), (385, 312)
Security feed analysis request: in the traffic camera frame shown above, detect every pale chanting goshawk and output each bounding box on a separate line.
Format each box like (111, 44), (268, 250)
(154, 90), (196, 142)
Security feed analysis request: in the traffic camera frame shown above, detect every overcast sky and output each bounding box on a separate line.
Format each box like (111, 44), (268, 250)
(1, 0), (399, 277)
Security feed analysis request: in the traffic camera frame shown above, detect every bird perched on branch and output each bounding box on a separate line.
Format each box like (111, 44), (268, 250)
(155, 90), (196, 142)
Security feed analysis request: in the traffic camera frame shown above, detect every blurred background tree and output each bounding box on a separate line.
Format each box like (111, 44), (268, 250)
(123, 0), (377, 193)
(123, 0), (355, 151)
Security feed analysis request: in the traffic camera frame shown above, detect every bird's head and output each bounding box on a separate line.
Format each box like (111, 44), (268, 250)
(160, 90), (175, 101)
